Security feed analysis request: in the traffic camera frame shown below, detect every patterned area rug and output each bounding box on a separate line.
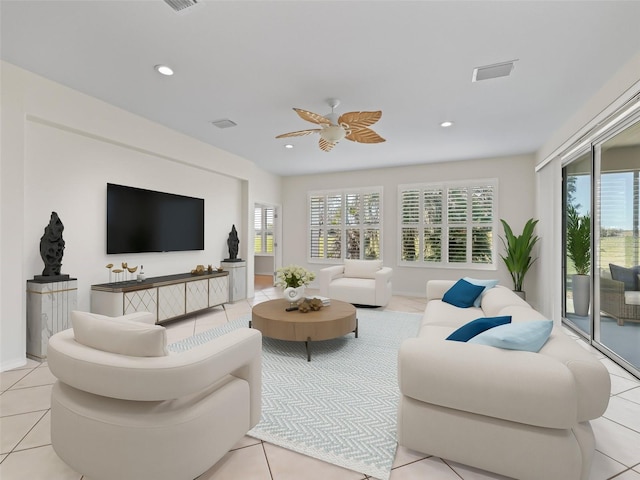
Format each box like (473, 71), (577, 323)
(170, 308), (422, 480)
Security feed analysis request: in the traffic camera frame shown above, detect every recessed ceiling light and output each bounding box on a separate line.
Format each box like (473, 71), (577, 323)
(284, 144), (294, 149)
(154, 64), (174, 76)
(440, 121), (454, 128)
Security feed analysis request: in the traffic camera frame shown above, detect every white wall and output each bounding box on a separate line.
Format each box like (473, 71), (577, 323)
(537, 51), (640, 165)
(0, 62), (281, 371)
(281, 154), (538, 302)
(24, 119), (241, 307)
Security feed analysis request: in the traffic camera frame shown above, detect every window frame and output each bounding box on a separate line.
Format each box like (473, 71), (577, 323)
(397, 179), (498, 270)
(307, 186), (383, 264)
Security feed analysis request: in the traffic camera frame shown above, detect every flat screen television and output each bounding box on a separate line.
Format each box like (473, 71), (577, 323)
(107, 183), (205, 254)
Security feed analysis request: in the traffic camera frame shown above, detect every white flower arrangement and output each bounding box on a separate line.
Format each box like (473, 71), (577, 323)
(275, 264), (316, 288)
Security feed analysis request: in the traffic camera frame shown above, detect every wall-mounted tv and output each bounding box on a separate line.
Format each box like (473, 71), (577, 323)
(107, 183), (205, 254)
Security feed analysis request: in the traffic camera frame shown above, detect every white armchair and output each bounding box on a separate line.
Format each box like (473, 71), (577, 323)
(47, 311), (262, 480)
(319, 259), (392, 307)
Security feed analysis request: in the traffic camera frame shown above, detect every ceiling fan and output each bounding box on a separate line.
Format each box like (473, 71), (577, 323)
(275, 99), (385, 152)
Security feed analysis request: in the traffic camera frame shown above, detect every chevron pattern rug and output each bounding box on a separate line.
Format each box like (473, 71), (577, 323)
(170, 308), (422, 480)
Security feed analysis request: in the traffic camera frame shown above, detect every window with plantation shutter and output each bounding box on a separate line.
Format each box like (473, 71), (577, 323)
(308, 188), (382, 262)
(398, 180), (497, 268)
(254, 205), (275, 254)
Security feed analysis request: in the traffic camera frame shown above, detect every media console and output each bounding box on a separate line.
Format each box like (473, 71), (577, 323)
(90, 271), (229, 324)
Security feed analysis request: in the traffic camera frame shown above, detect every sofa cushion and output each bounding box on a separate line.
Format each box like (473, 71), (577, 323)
(463, 277), (499, 307)
(442, 279), (485, 308)
(446, 316), (512, 342)
(468, 320), (553, 352)
(420, 300), (483, 334)
(481, 285), (530, 317)
(343, 259), (382, 279)
(71, 310), (168, 357)
(496, 305), (548, 323)
(609, 263), (640, 291)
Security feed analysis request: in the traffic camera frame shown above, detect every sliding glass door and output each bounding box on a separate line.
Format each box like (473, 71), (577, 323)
(562, 113), (640, 376)
(595, 119), (640, 372)
(563, 151), (592, 336)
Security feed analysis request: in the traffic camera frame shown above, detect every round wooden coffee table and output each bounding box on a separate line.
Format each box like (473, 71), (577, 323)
(250, 298), (357, 361)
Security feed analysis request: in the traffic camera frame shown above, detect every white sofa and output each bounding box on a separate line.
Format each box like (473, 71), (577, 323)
(397, 280), (611, 480)
(48, 311), (262, 480)
(319, 259), (392, 306)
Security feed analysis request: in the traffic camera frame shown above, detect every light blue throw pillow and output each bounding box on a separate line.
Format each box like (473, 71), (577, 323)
(463, 277), (499, 307)
(442, 279), (486, 308)
(468, 320), (553, 352)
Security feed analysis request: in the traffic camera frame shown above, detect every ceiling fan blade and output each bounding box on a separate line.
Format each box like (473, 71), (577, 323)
(319, 137), (336, 152)
(294, 108), (333, 126)
(345, 127), (386, 144)
(275, 129), (321, 139)
(338, 111), (382, 130)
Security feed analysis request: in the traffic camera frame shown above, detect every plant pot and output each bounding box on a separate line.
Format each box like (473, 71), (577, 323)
(572, 274), (590, 316)
(283, 286), (305, 303)
(513, 290), (526, 301)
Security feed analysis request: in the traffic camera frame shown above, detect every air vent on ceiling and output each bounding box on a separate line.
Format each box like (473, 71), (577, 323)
(163, 0), (203, 14)
(211, 119), (237, 129)
(472, 59), (518, 82)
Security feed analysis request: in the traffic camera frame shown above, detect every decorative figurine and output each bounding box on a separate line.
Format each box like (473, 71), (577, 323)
(226, 224), (240, 261)
(38, 212), (68, 278)
(106, 263), (114, 283)
(127, 266), (138, 281)
(112, 268), (124, 282)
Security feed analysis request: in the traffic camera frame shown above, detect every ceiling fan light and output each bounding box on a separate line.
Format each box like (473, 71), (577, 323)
(320, 125), (346, 143)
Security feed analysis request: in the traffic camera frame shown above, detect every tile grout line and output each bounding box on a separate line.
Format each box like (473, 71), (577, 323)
(6, 409), (49, 455)
(260, 441), (275, 480)
(601, 414), (640, 436)
(441, 458), (465, 479)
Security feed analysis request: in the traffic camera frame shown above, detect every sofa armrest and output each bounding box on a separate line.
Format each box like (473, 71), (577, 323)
(374, 267), (393, 304)
(49, 327), (263, 426)
(426, 280), (456, 302)
(374, 267), (392, 286)
(319, 265), (345, 296)
(398, 337), (578, 428)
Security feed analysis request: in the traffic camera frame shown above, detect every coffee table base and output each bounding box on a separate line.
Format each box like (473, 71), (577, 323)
(303, 318), (358, 361)
(249, 317), (358, 361)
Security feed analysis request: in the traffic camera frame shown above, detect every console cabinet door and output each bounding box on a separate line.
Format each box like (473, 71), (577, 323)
(123, 288), (158, 323)
(186, 279), (209, 313)
(209, 276), (229, 306)
(158, 284), (186, 322)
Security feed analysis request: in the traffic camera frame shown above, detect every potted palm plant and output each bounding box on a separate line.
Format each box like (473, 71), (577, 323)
(566, 206), (591, 316)
(499, 218), (540, 300)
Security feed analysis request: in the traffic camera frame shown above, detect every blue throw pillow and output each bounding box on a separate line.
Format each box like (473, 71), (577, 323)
(468, 320), (553, 352)
(609, 264), (640, 291)
(442, 279), (486, 308)
(463, 277), (499, 307)
(446, 316), (512, 342)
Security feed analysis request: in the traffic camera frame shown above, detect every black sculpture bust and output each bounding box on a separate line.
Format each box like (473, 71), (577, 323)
(225, 224), (242, 262)
(35, 211), (70, 281)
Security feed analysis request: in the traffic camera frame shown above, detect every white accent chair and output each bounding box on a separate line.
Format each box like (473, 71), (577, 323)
(47, 311), (262, 480)
(319, 259), (392, 306)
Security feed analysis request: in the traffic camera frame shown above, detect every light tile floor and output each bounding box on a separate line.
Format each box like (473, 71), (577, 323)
(1, 283), (640, 480)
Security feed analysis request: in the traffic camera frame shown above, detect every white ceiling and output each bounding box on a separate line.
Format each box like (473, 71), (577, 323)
(2, 1), (640, 176)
